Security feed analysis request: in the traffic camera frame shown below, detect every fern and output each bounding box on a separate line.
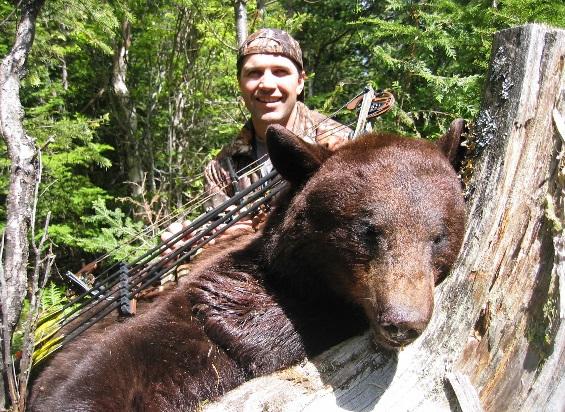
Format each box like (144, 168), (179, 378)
(32, 283), (80, 365)
(9, 283), (79, 366)
(78, 198), (158, 262)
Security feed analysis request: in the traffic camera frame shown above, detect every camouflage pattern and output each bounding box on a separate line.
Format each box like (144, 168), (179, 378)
(237, 28), (303, 76)
(204, 101), (352, 209)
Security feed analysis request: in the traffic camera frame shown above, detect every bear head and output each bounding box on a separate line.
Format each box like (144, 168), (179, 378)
(263, 122), (466, 350)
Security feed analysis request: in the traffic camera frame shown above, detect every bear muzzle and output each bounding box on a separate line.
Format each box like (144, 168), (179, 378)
(365, 284), (434, 351)
(373, 317), (428, 349)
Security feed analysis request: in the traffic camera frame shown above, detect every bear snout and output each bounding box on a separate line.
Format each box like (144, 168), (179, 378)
(375, 317), (427, 349)
(365, 283), (434, 350)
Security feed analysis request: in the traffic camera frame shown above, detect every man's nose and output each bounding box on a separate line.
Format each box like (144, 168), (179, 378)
(259, 71), (277, 89)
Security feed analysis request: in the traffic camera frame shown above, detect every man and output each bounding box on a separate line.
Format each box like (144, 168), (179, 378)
(204, 28), (352, 208)
(162, 28), (352, 244)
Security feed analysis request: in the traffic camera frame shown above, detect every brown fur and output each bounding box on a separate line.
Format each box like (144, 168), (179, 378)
(30, 123), (465, 411)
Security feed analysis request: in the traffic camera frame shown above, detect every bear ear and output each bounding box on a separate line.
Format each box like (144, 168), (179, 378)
(266, 124), (331, 186)
(435, 118), (466, 166)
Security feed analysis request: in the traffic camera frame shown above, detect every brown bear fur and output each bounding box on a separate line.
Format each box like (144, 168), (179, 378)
(29, 122), (466, 411)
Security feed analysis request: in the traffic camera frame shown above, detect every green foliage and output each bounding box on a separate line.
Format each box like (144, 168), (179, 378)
(287, 0), (565, 137)
(2, 0), (565, 271)
(1, 0), (123, 260)
(23, 110), (114, 249)
(78, 198), (157, 262)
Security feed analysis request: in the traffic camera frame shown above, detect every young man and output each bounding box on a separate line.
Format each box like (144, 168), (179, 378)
(204, 28), (352, 209)
(162, 28), (352, 243)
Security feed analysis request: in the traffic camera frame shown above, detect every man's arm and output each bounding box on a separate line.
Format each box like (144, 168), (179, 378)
(203, 159), (232, 211)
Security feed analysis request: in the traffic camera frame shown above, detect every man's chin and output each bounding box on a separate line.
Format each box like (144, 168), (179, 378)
(256, 112), (285, 123)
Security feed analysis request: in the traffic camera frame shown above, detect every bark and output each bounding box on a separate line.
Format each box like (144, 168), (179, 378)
(202, 24), (565, 412)
(60, 57), (68, 91)
(0, 0), (44, 407)
(0, 237), (4, 410)
(142, 62), (164, 194)
(234, 0), (248, 47)
(112, 19), (143, 197)
(256, 0), (265, 21)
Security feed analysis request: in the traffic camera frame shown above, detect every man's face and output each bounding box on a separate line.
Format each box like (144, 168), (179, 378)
(239, 53), (305, 128)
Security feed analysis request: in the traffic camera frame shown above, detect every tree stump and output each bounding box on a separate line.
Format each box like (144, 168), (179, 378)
(202, 24), (565, 412)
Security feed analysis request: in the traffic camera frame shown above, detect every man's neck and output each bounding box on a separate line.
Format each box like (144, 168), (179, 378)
(252, 104), (299, 142)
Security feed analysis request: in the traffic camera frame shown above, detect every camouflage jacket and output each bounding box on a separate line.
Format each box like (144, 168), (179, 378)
(204, 101), (352, 209)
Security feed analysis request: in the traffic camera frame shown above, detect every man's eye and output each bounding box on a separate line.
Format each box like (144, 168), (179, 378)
(273, 69), (290, 76)
(245, 70), (261, 78)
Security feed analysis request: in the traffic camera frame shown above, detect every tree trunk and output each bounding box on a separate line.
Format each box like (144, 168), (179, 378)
(112, 19), (143, 197)
(256, 0), (265, 22)
(234, 0), (248, 47)
(165, 7), (200, 210)
(0, 0), (44, 407)
(202, 24), (565, 412)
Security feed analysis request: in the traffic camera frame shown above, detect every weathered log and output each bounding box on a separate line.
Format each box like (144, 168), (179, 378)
(202, 24), (565, 411)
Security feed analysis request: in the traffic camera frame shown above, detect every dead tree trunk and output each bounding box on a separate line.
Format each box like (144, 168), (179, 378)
(234, 0), (248, 47)
(256, 0), (265, 22)
(202, 24), (565, 412)
(0, 0), (44, 408)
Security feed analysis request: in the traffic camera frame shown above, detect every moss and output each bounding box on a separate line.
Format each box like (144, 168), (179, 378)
(544, 194), (563, 233)
(526, 279), (560, 367)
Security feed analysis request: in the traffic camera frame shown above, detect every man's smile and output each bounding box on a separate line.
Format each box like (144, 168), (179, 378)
(256, 96), (282, 104)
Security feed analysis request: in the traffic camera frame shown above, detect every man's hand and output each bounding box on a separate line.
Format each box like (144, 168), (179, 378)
(160, 220), (193, 257)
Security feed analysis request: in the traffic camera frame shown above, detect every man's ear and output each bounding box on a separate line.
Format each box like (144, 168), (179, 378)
(296, 71), (305, 95)
(266, 124), (331, 186)
(435, 118), (466, 166)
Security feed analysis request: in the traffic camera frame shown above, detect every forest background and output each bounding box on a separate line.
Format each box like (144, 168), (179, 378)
(0, 0), (565, 409)
(1, 0), (565, 272)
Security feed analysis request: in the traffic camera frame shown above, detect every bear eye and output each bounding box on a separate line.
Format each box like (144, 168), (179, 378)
(432, 233), (447, 247)
(433, 235), (443, 244)
(361, 223), (385, 248)
(364, 223), (382, 239)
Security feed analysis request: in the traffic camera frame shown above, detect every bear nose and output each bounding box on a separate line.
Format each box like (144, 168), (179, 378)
(379, 322), (423, 345)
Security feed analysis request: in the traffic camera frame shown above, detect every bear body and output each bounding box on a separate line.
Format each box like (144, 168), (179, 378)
(30, 123), (466, 411)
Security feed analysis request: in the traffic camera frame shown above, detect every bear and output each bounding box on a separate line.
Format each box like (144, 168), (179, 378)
(29, 121), (466, 411)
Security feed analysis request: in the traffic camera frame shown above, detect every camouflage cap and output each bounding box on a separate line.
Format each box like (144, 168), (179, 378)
(237, 28), (303, 76)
